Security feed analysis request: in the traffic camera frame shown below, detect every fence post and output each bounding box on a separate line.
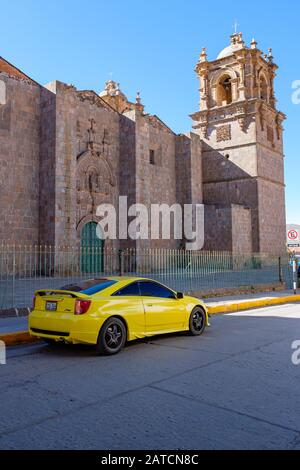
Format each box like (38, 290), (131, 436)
(118, 249), (123, 276)
(278, 256), (283, 283)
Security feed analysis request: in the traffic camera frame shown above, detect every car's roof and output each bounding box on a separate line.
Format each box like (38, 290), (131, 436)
(93, 276), (149, 282)
(82, 277), (163, 296)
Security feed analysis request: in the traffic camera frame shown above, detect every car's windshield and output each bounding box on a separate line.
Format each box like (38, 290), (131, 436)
(60, 279), (117, 295)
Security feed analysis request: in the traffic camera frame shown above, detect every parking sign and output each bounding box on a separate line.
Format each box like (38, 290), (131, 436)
(287, 225), (300, 248)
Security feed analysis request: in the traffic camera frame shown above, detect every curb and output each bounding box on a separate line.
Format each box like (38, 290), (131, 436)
(0, 331), (38, 346)
(1, 295), (300, 346)
(207, 295), (300, 315)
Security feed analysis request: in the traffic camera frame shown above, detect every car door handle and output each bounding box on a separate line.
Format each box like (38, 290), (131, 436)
(146, 304), (153, 307)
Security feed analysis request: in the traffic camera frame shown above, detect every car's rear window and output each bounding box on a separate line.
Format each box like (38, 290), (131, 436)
(60, 279), (117, 295)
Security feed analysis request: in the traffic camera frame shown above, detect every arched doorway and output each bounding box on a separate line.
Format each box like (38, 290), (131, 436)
(80, 221), (104, 274)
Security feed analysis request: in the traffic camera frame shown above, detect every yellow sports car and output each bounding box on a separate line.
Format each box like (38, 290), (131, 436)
(29, 277), (209, 355)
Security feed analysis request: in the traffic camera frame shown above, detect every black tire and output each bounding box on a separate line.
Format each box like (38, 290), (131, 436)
(189, 307), (206, 336)
(96, 317), (127, 356)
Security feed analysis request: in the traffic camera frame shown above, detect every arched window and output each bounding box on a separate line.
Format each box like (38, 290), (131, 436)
(217, 75), (232, 106)
(259, 75), (268, 102)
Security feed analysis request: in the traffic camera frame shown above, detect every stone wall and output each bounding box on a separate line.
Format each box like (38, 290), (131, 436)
(257, 179), (286, 254)
(134, 113), (179, 249)
(0, 74), (40, 244)
(39, 83), (56, 245)
(203, 205), (233, 251)
(231, 204), (252, 253)
(175, 132), (203, 206)
(202, 204), (252, 253)
(119, 110), (137, 249)
(255, 106), (286, 254)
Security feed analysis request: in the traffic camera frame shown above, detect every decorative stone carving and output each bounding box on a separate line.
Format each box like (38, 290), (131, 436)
(200, 47), (207, 63)
(102, 129), (110, 157)
(77, 151), (116, 204)
(236, 104), (247, 131)
(76, 151), (116, 221)
(199, 124), (208, 139)
(216, 124), (231, 142)
(87, 118), (96, 147)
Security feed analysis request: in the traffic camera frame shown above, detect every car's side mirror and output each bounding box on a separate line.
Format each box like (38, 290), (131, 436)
(176, 292), (184, 299)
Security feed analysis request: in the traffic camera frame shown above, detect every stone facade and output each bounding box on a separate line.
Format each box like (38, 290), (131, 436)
(0, 60), (40, 245)
(0, 33), (287, 254)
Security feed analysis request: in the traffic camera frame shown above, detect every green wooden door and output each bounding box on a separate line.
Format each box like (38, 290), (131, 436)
(81, 222), (104, 274)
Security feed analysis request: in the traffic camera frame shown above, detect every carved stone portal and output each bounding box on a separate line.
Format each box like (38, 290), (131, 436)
(216, 124), (231, 142)
(76, 151), (116, 221)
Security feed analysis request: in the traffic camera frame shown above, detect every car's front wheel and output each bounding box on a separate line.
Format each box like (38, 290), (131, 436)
(96, 317), (127, 356)
(189, 307), (206, 336)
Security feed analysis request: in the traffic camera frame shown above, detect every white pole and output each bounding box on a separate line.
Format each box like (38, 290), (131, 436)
(293, 258), (297, 295)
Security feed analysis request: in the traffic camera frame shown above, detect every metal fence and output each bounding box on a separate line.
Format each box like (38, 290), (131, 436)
(0, 245), (293, 310)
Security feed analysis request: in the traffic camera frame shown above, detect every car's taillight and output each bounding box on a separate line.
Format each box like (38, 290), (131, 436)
(32, 296), (36, 310)
(75, 300), (91, 315)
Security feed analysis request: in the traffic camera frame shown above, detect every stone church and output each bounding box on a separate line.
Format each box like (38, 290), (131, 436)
(0, 33), (286, 254)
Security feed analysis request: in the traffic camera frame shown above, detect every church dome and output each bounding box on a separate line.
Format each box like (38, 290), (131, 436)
(217, 44), (242, 59)
(217, 33), (246, 59)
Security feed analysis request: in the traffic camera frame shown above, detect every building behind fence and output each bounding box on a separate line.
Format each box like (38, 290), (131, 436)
(0, 245), (293, 311)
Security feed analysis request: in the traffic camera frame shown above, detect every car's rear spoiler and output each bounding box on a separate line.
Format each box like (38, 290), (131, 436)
(34, 290), (89, 299)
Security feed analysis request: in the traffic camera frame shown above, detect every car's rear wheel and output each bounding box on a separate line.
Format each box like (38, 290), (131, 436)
(189, 307), (206, 336)
(96, 317), (127, 356)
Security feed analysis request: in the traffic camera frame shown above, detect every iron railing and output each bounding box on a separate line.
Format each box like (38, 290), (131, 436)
(0, 245), (293, 310)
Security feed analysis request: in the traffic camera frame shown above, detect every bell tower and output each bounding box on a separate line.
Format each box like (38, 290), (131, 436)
(191, 33), (286, 254)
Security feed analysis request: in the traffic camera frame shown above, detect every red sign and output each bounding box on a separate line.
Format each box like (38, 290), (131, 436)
(288, 229), (299, 240)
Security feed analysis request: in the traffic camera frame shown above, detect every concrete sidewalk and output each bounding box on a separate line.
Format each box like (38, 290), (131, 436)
(206, 288), (298, 304)
(0, 316), (28, 334)
(206, 288), (300, 313)
(0, 288), (299, 345)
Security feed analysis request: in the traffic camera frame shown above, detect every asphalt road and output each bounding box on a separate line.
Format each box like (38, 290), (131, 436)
(1, 303), (300, 450)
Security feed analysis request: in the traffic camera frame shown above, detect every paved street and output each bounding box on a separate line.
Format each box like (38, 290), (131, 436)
(1, 303), (300, 450)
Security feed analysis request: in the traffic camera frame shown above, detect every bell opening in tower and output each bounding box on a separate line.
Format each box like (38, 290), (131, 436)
(217, 75), (233, 106)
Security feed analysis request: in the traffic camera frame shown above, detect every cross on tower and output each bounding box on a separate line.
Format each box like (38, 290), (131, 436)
(233, 19), (239, 34)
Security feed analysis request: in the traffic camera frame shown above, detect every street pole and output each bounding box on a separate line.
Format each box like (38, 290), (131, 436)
(292, 254), (297, 295)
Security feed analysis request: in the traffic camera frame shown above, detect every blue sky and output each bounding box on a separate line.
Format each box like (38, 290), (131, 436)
(1, 0), (299, 223)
